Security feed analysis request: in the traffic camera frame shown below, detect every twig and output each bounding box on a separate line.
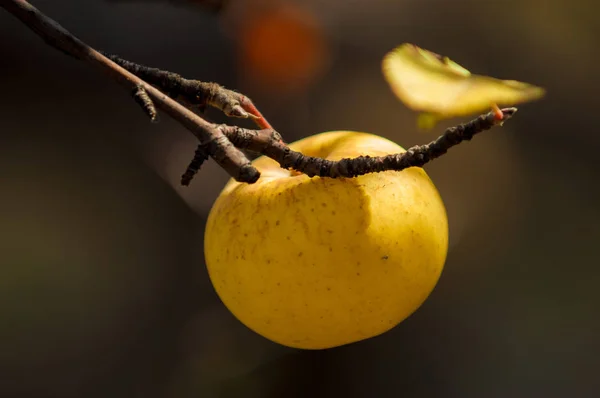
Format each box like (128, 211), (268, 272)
(220, 108), (516, 178)
(102, 53), (273, 129)
(132, 84), (158, 123)
(181, 143), (210, 186)
(0, 0), (260, 183)
(1, 0), (518, 187)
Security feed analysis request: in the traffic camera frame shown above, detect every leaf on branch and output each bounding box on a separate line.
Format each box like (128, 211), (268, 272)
(382, 43), (546, 129)
(0, 0), (528, 186)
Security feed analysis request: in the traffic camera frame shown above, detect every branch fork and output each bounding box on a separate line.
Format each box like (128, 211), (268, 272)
(1, 0), (517, 187)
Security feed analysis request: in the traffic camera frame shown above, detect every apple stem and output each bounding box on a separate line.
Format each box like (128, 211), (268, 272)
(2, 0), (518, 186)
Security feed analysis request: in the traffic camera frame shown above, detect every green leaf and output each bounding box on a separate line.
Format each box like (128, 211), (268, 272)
(382, 43), (546, 129)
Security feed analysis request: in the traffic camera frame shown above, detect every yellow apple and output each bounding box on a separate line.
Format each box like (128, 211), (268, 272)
(204, 131), (448, 349)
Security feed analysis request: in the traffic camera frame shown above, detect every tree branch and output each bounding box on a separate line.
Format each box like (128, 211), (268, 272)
(220, 108), (516, 178)
(0, 0), (260, 183)
(101, 53), (273, 129)
(1, 0), (518, 187)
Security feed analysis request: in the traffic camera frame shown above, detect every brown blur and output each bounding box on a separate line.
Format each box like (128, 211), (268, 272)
(1, 0), (599, 397)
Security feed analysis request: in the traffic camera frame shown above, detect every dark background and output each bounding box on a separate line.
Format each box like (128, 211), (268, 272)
(1, 0), (599, 397)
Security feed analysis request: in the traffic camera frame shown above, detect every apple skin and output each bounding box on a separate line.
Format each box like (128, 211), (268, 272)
(204, 131), (448, 349)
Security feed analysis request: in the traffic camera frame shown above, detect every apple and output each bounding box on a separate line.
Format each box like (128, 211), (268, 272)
(204, 131), (448, 349)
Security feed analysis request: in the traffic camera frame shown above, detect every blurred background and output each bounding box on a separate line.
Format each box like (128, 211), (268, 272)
(1, 0), (599, 396)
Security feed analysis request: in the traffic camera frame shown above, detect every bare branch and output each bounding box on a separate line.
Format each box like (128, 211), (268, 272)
(102, 53), (272, 129)
(1, 0), (518, 188)
(221, 108), (516, 178)
(0, 0), (259, 183)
